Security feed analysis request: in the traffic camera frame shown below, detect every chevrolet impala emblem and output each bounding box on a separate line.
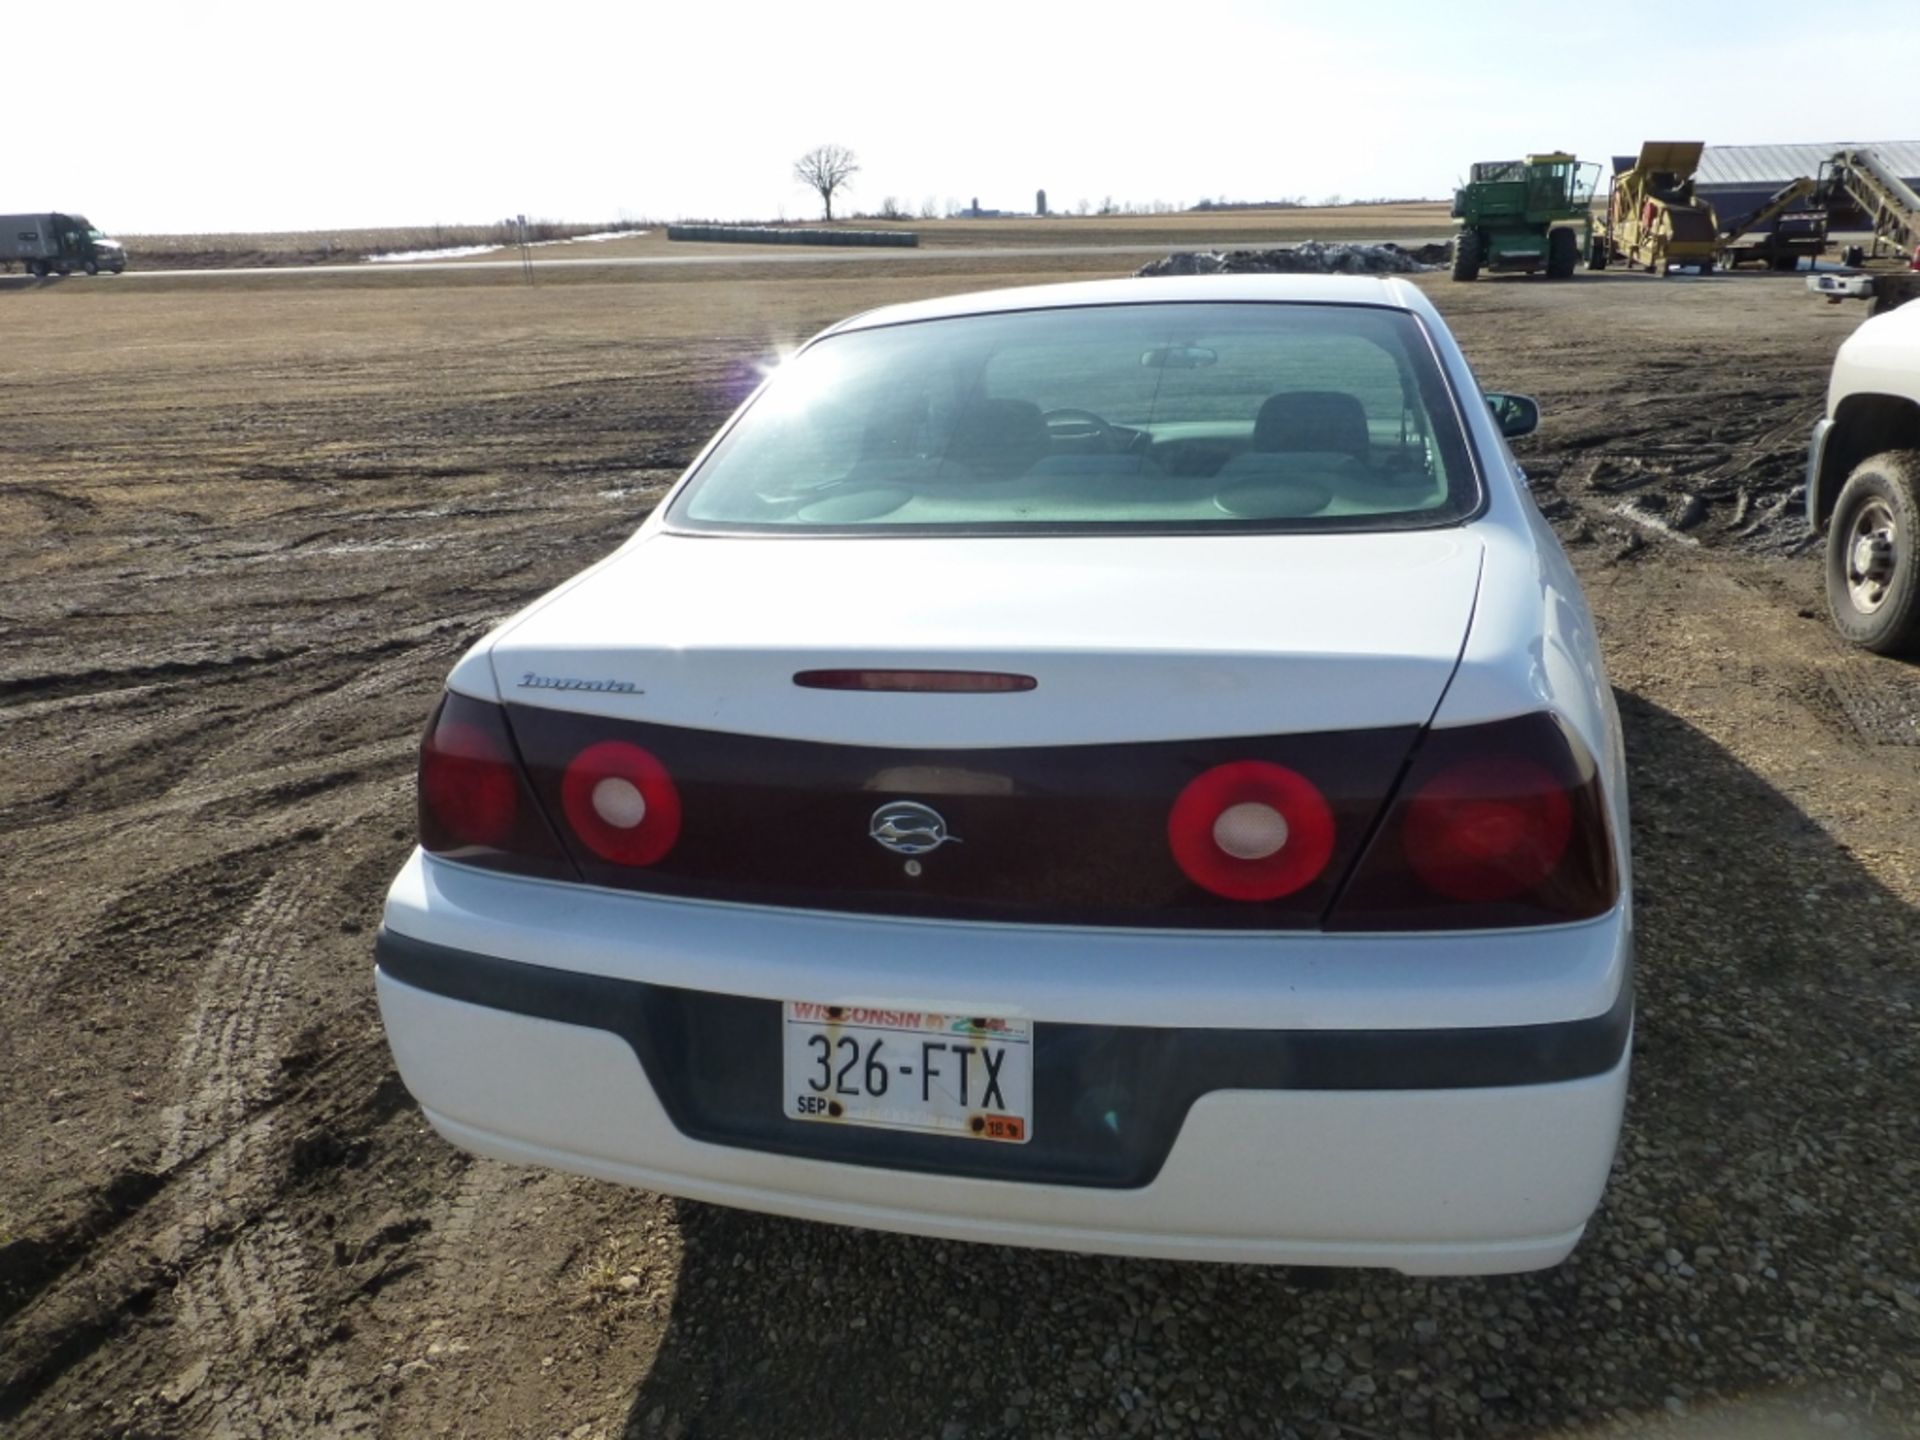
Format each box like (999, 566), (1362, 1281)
(869, 801), (960, 856)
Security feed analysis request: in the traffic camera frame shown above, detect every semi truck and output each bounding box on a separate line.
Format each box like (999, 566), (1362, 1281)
(1, 213), (127, 276)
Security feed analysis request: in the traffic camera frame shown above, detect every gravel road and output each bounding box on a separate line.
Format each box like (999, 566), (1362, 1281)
(1, 261), (1915, 1439)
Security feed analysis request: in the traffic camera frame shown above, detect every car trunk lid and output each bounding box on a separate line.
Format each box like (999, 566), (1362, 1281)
(487, 530), (1483, 747)
(482, 531), (1482, 928)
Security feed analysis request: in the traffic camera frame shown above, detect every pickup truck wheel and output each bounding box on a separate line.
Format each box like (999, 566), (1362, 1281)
(1827, 451), (1920, 656)
(84, 259), (99, 275)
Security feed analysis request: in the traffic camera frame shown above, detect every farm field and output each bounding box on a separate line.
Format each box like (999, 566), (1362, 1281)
(2, 257), (1918, 1440)
(102, 203), (1459, 272)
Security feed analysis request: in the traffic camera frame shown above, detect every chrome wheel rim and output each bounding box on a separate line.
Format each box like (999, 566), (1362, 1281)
(1845, 498), (1898, 613)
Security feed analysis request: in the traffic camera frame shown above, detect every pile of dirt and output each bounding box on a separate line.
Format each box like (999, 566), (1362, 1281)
(1136, 240), (1451, 277)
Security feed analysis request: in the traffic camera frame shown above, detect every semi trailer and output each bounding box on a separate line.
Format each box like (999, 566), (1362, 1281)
(1, 213), (127, 276)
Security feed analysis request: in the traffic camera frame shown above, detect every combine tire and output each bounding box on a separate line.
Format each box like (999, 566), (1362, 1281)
(1827, 451), (1920, 656)
(1451, 231), (1482, 282)
(1546, 227), (1578, 278)
(1588, 236), (1609, 271)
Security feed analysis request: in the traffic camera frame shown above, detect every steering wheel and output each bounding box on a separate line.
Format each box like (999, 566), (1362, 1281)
(1041, 407), (1119, 450)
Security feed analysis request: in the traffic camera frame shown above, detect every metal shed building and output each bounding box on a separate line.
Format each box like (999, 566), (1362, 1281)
(1692, 142), (1920, 228)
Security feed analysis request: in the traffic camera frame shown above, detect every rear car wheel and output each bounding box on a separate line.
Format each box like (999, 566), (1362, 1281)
(1451, 231), (1481, 282)
(1546, 227), (1578, 278)
(1826, 451), (1920, 656)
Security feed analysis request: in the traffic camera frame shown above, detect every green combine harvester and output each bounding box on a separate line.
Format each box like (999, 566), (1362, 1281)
(1449, 153), (1603, 281)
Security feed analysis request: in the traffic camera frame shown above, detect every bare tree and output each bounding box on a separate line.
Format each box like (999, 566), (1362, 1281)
(793, 144), (860, 222)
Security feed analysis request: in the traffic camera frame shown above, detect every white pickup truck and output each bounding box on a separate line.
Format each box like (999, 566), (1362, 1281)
(1807, 296), (1920, 654)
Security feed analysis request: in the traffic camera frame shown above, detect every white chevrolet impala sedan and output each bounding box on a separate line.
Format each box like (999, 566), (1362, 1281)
(375, 276), (1632, 1275)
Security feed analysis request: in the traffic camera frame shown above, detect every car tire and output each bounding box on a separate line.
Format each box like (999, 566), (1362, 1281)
(1826, 450), (1920, 656)
(84, 259), (99, 275)
(29, 259), (47, 278)
(1547, 227), (1578, 278)
(1451, 231), (1481, 282)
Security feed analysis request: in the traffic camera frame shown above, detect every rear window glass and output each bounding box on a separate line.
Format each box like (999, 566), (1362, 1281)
(669, 301), (1479, 534)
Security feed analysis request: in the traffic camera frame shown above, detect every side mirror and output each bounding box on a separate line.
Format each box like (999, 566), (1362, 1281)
(1484, 392), (1540, 439)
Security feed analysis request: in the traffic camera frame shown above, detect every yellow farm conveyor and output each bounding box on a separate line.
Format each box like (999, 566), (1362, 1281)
(1598, 142), (1721, 276)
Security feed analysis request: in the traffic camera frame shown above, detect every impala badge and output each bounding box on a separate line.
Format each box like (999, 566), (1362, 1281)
(869, 801), (960, 856)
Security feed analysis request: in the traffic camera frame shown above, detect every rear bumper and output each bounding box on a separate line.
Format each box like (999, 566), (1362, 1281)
(374, 853), (1632, 1274)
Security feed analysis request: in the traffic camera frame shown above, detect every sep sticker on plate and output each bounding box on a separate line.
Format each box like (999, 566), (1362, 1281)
(782, 1002), (1032, 1143)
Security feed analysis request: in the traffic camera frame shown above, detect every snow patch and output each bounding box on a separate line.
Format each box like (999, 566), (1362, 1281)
(364, 244), (501, 264)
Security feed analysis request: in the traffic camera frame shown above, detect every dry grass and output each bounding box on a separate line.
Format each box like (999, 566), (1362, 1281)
(910, 201), (1454, 248)
(115, 203), (1455, 272)
(119, 220), (649, 270)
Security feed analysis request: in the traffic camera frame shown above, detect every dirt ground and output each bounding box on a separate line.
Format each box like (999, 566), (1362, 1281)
(2, 256), (1917, 1440)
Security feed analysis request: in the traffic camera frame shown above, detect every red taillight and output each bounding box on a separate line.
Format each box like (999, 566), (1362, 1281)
(418, 692), (572, 875)
(1403, 758), (1572, 902)
(1327, 713), (1616, 930)
(421, 708), (518, 848)
(561, 740), (682, 866)
(1167, 760), (1336, 901)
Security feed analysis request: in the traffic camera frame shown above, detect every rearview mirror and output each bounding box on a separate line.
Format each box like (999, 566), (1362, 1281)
(1484, 392), (1540, 439)
(1140, 345), (1217, 369)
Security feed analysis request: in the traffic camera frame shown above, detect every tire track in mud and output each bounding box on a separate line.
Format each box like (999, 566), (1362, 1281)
(153, 812), (388, 1439)
(1, 779), (398, 1435)
(169, 611), (498, 804)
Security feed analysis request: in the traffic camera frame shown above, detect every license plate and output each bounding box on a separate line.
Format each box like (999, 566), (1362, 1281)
(782, 1002), (1032, 1143)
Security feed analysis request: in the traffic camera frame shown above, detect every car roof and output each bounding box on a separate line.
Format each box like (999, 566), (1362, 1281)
(823, 274), (1433, 336)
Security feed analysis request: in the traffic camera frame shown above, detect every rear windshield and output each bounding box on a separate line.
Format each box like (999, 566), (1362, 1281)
(669, 301), (1479, 535)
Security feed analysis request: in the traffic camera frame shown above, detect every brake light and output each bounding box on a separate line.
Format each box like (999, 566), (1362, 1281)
(1403, 758), (1572, 901)
(421, 703), (517, 847)
(417, 692), (573, 875)
(561, 740), (682, 866)
(1167, 761), (1336, 900)
(794, 670), (1037, 693)
(1327, 713), (1616, 930)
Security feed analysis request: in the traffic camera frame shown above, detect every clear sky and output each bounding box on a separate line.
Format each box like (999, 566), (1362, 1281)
(19, 0), (1920, 234)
